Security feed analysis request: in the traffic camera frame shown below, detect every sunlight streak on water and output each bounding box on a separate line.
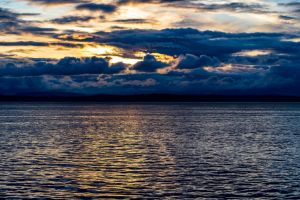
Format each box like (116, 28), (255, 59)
(0, 103), (300, 199)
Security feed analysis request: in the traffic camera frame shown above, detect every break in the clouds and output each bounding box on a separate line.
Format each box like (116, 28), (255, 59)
(0, 0), (299, 96)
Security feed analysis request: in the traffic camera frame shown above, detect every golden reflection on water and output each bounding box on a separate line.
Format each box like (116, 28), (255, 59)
(39, 106), (180, 198)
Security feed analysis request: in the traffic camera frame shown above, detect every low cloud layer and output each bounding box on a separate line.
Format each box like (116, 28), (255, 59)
(0, 51), (299, 96)
(0, 57), (126, 76)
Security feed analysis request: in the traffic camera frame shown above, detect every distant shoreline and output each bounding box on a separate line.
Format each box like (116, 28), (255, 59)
(0, 95), (299, 102)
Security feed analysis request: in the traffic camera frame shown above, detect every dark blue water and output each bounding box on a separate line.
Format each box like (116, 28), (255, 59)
(0, 103), (300, 199)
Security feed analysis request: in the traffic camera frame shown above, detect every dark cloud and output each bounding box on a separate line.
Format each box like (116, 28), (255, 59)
(117, 0), (184, 5)
(54, 29), (300, 86)
(110, 26), (127, 30)
(113, 18), (152, 24)
(0, 50), (299, 96)
(0, 7), (24, 33)
(177, 54), (220, 69)
(0, 0), (298, 96)
(0, 41), (83, 48)
(0, 56), (126, 77)
(279, 15), (295, 20)
(0, 8), (19, 21)
(133, 54), (168, 72)
(26, 0), (86, 5)
(116, 0), (268, 14)
(50, 16), (95, 24)
(76, 3), (117, 13)
(0, 59), (299, 96)
(0, 7), (38, 21)
(184, 2), (267, 13)
(199, 2), (263, 11)
(0, 8), (57, 36)
(61, 28), (296, 60)
(279, 2), (300, 7)
(18, 26), (58, 35)
(0, 7), (299, 96)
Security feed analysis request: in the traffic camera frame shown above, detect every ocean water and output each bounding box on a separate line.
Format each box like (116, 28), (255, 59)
(0, 102), (300, 199)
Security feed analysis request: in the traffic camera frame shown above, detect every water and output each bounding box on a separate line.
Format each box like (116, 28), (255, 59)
(0, 102), (300, 199)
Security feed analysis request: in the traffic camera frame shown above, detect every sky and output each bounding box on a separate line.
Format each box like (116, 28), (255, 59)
(0, 0), (300, 96)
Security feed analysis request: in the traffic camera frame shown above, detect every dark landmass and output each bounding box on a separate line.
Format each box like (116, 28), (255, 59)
(0, 94), (299, 102)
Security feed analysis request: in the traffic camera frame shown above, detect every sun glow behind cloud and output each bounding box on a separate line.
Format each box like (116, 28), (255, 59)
(233, 50), (273, 57)
(85, 45), (116, 56)
(0, 0), (299, 60)
(0, 0), (299, 96)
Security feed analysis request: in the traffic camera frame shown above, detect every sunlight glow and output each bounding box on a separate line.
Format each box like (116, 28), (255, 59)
(233, 50), (273, 57)
(85, 45), (116, 55)
(110, 56), (141, 65)
(282, 38), (300, 42)
(204, 64), (233, 72)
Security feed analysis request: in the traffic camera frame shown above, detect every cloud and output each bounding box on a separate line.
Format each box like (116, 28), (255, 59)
(0, 50), (299, 96)
(178, 2), (268, 14)
(0, 7), (38, 20)
(76, 3), (117, 13)
(51, 28), (300, 95)
(50, 16), (95, 24)
(117, 0), (184, 5)
(116, 0), (268, 14)
(0, 7), (24, 33)
(0, 41), (83, 48)
(1, 0), (300, 97)
(113, 18), (153, 24)
(279, 2), (300, 7)
(59, 28), (296, 60)
(18, 26), (58, 35)
(25, 0), (86, 5)
(1, 61), (299, 96)
(279, 15), (295, 21)
(133, 54), (168, 72)
(0, 8), (57, 36)
(279, 2), (300, 14)
(0, 56), (126, 77)
(176, 54), (220, 69)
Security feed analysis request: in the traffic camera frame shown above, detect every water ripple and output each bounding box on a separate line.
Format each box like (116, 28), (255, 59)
(0, 103), (300, 199)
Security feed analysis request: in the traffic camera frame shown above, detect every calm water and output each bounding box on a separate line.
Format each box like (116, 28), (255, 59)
(0, 103), (300, 199)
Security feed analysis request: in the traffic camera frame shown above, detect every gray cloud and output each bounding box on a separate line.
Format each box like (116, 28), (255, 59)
(133, 54), (168, 72)
(177, 54), (220, 69)
(116, 1), (269, 14)
(0, 7), (58, 36)
(117, 0), (184, 5)
(279, 2), (300, 14)
(25, 0), (86, 5)
(0, 51), (299, 96)
(279, 15), (296, 20)
(50, 16), (95, 24)
(0, 41), (83, 48)
(113, 18), (153, 24)
(0, 60), (298, 96)
(58, 28), (297, 60)
(0, 56), (126, 77)
(76, 3), (117, 13)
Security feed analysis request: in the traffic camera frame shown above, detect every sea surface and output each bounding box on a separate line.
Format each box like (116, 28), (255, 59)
(0, 102), (300, 199)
